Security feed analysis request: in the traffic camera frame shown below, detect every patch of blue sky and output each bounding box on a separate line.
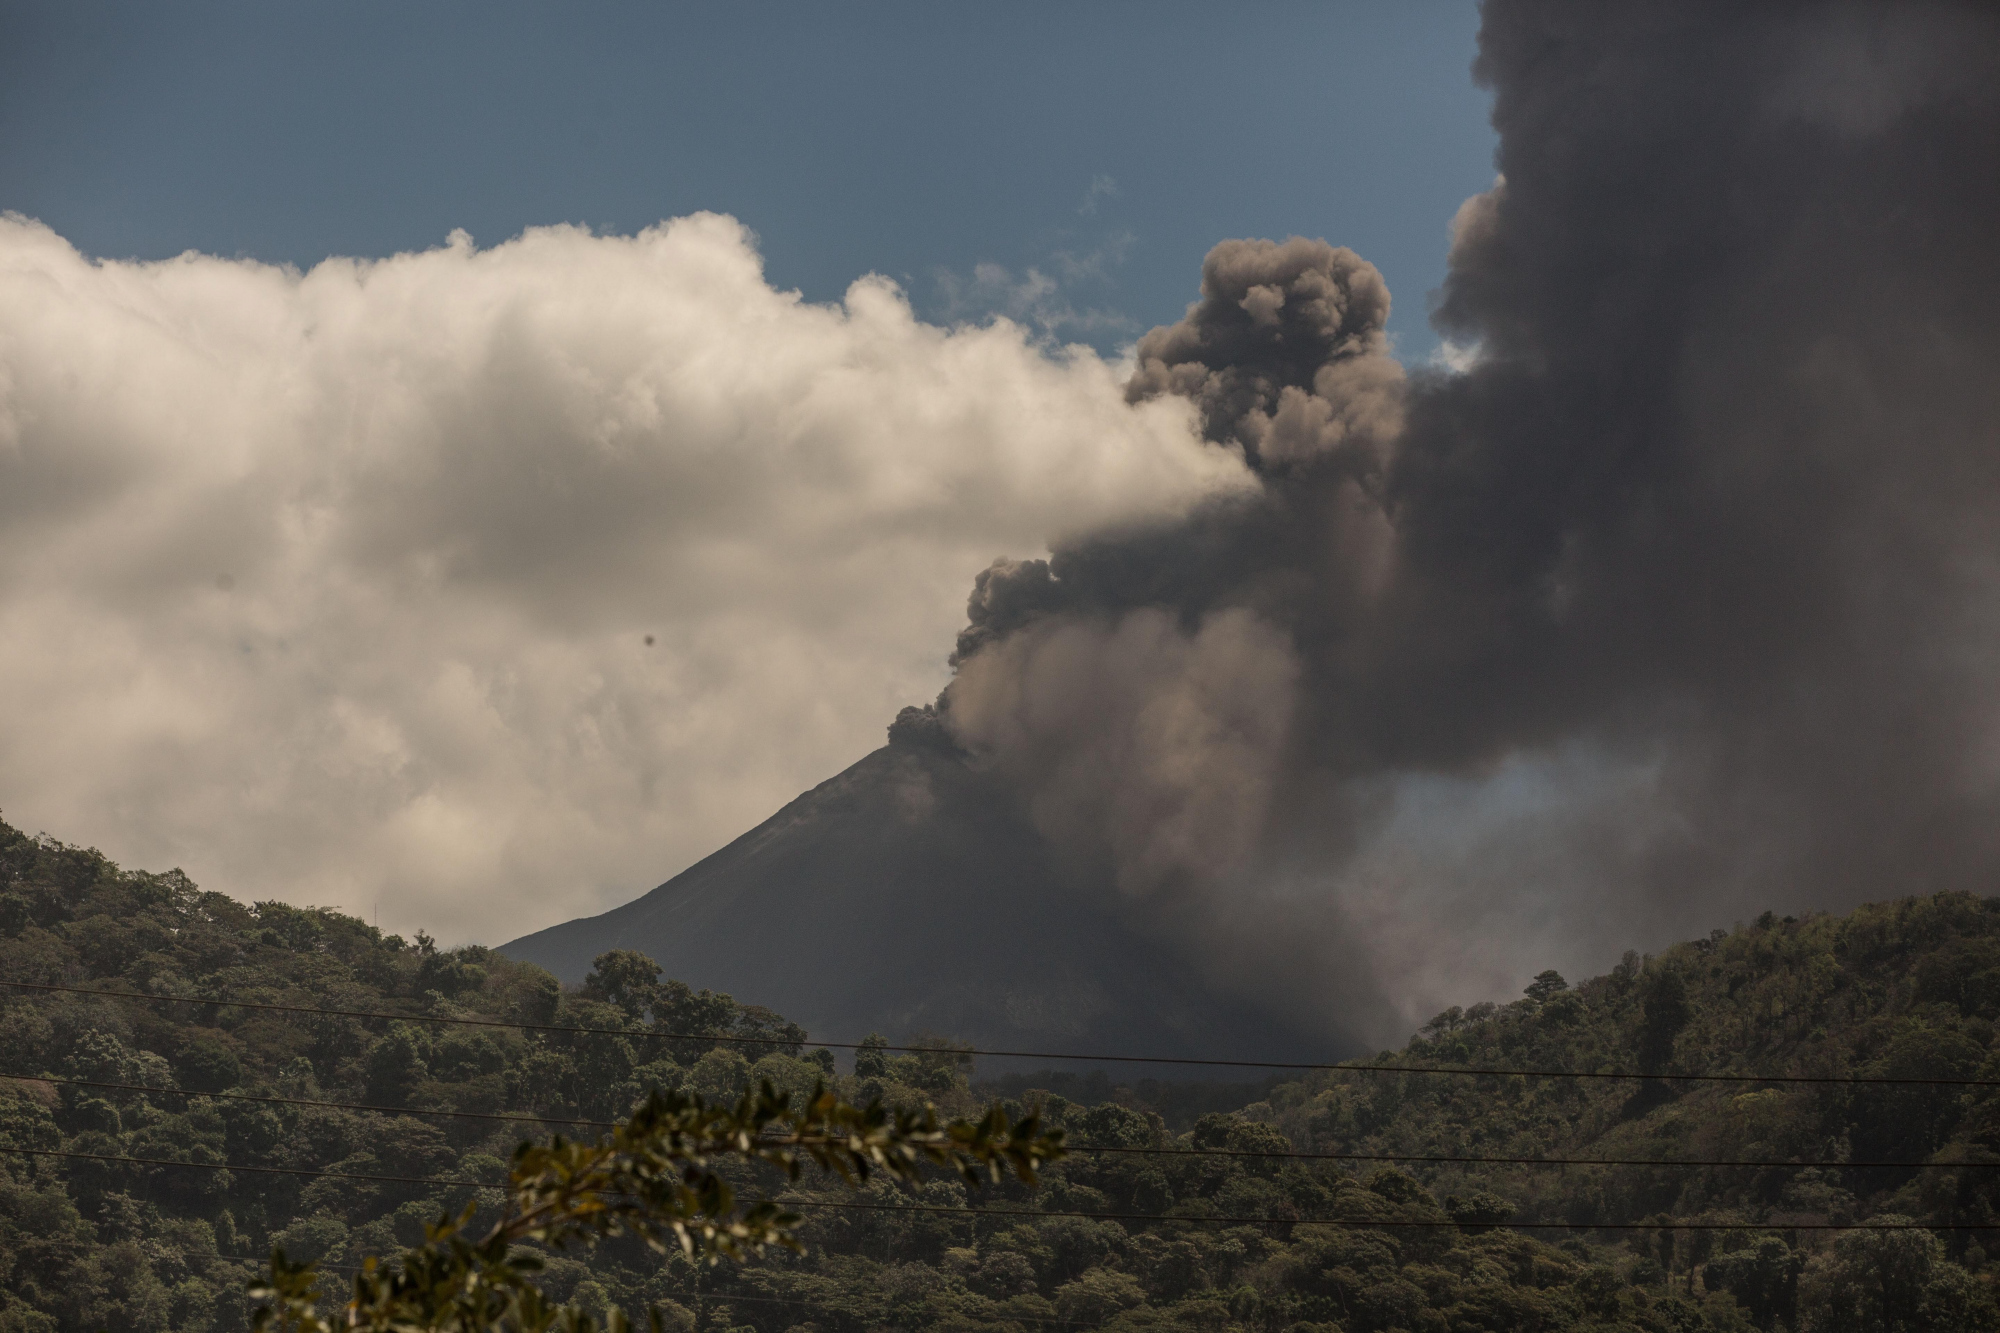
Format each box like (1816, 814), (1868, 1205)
(0, 1), (1497, 364)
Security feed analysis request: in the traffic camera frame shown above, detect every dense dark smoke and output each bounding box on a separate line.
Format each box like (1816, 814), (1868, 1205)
(932, 0), (2000, 1040)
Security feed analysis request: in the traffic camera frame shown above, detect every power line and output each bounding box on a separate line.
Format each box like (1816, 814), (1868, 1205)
(6, 1073), (614, 1129)
(776, 1196), (2000, 1232)
(1, 980), (680, 1042)
(644, 1280), (1112, 1320)
(664, 1289), (1083, 1325)
(13, 1072), (1989, 1172)
(0, 1144), (496, 1189)
(1074, 1142), (1995, 1171)
(5, 1146), (1994, 1233)
(214, 1259), (1102, 1329)
(224, 1252), (357, 1272)
(5, 979), (1985, 1089)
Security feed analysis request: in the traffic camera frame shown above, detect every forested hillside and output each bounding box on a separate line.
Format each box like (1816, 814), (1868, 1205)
(5, 815), (2000, 1332)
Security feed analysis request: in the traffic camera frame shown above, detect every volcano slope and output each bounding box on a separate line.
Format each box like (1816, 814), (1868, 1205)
(498, 719), (1329, 1065)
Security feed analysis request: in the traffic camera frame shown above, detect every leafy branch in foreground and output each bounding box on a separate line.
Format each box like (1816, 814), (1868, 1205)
(250, 1080), (1064, 1333)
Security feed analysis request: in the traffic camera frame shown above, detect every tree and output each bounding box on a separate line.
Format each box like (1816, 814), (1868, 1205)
(250, 1080), (1062, 1332)
(1639, 969), (1692, 1070)
(363, 1024), (431, 1105)
(1849, 1023), (1987, 1162)
(1795, 1218), (1999, 1333)
(175, 1030), (243, 1093)
(853, 1033), (890, 1080)
(1704, 1235), (1804, 1331)
(580, 952), (663, 1024)
(1443, 1190), (1515, 1234)
(1523, 969), (1567, 1002)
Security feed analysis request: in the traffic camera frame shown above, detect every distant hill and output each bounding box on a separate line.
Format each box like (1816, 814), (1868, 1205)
(499, 722), (1335, 1065)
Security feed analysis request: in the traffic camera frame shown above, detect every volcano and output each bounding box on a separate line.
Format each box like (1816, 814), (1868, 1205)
(498, 718), (1332, 1066)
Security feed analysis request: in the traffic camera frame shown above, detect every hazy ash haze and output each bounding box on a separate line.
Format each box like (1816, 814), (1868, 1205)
(4, 0), (1998, 1048)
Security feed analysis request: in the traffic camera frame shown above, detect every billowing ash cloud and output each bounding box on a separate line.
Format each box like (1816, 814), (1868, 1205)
(937, 0), (2000, 1042)
(1124, 237), (1404, 471)
(0, 213), (1250, 943)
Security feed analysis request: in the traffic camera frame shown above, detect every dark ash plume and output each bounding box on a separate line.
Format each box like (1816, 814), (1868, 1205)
(936, 0), (2000, 1041)
(1124, 237), (1403, 471)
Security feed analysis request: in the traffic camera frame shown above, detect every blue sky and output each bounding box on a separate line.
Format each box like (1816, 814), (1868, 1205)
(1, 0), (1496, 361)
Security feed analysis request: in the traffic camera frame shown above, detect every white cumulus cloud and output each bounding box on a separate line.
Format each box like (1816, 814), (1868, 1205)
(0, 212), (1250, 943)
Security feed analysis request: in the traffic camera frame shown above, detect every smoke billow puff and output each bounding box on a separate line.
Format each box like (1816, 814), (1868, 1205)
(1123, 236), (1404, 472)
(933, 0), (2000, 1041)
(949, 606), (1300, 900)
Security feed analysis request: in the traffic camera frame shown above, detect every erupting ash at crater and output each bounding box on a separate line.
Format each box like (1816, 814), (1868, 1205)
(912, 0), (2000, 1040)
(515, 0), (2000, 1051)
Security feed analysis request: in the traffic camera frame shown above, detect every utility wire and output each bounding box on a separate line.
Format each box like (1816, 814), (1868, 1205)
(614, 1287), (1104, 1329)
(2, 980), (686, 1043)
(12, 1073), (1991, 1172)
(1073, 1142), (1996, 1171)
(214, 1260), (1103, 1329)
(4, 980), (1984, 1090)
(0, 1144), (498, 1189)
(4, 1146), (1995, 1232)
(772, 1196), (2000, 1232)
(652, 1288), (1095, 1327)
(15, 1072), (1991, 1173)
(5, 1072), (613, 1129)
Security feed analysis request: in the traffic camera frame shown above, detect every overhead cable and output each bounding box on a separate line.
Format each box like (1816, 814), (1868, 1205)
(4, 980), (1985, 1089)
(215, 1259), (1102, 1327)
(3, 1146), (1992, 1232)
(6, 1072), (610, 1129)
(8, 1072), (1987, 1173)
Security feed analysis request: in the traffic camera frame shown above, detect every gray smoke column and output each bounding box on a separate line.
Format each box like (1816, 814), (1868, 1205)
(938, 0), (2000, 1042)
